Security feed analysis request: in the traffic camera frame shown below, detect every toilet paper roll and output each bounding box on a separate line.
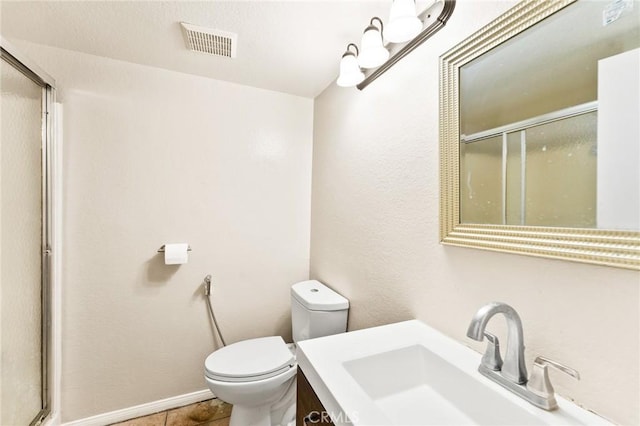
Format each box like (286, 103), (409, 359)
(164, 243), (189, 265)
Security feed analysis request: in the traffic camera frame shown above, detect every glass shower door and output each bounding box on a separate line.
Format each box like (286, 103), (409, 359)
(1, 47), (52, 426)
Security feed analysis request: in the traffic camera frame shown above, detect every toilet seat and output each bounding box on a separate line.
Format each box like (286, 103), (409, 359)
(205, 336), (295, 383)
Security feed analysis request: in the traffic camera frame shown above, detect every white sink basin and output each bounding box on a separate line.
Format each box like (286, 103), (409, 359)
(296, 320), (609, 426)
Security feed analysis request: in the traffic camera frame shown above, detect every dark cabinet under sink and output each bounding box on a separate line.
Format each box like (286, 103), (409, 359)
(296, 369), (335, 426)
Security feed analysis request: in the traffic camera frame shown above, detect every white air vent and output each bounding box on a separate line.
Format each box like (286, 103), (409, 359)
(181, 22), (237, 59)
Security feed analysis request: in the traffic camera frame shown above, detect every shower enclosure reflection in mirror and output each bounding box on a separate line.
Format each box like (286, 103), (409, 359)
(439, 0), (640, 270)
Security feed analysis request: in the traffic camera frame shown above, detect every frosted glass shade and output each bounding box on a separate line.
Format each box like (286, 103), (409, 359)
(385, 0), (423, 43)
(358, 27), (390, 69)
(337, 53), (365, 87)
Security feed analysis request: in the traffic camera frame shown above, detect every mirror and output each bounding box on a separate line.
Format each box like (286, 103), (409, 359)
(439, 0), (640, 269)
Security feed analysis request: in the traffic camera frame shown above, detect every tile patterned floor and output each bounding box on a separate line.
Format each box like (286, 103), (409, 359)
(111, 398), (232, 426)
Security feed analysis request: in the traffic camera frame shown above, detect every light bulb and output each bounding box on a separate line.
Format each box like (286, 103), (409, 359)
(385, 0), (422, 43)
(358, 18), (390, 69)
(337, 45), (365, 87)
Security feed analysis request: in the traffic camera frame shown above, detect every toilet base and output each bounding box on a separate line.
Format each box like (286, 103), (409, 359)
(229, 403), (271, 426)
(223, 374), (296, 426)
(228, 400), (295, 426)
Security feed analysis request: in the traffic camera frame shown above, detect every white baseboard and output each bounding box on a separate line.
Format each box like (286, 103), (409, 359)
(62, 389), (215, 426)
(43, 411), (61, 426)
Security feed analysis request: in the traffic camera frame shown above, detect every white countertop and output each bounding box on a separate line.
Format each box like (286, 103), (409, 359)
(297, 320), (609, 426)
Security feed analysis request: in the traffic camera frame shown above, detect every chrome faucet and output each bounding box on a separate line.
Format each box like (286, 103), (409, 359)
(466, 302), (527, 384)
(466, 302), (580, 411)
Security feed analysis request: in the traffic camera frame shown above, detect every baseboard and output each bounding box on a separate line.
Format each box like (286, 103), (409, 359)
(62, 389), (215, 426)
(43, 411), (61, 426)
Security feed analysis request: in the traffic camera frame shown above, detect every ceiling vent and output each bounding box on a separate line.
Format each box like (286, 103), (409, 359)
(181, 22), (237, 59)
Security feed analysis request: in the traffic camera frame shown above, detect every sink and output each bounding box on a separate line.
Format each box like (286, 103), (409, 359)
(296, 320), (609, 426)
(345, 344), (544, 425)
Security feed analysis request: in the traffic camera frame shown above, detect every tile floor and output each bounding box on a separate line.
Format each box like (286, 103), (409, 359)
(111, 399), (232, 426)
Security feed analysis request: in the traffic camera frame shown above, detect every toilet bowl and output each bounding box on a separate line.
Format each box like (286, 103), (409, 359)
(204, 280), (349, 426)
(204, 336), (297, 426)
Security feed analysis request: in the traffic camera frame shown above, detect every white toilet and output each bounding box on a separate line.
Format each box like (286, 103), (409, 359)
(204, 280), (349, 426)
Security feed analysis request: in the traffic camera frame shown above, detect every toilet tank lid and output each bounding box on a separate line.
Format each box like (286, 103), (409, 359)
(291, 280), (349, 311)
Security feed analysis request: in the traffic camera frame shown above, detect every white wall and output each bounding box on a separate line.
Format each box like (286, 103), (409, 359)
(310, 2), (639, 425)
(12, 41), (313, 422)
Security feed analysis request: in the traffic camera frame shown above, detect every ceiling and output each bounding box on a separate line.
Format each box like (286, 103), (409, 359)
(0, 1), (430, 98)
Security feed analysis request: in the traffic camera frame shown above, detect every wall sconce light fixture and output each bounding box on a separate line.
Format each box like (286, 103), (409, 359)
(337, 43), (365, 87)
(358, 18), (389, 69)
(338, 0), (456, 90)
(386, 0), (423, 43)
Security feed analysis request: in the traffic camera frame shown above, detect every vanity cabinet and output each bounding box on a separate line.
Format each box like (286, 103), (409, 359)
(296, 369), (335, 426)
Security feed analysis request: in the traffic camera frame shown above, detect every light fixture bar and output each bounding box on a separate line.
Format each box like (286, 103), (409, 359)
(356, 0), (456, 90)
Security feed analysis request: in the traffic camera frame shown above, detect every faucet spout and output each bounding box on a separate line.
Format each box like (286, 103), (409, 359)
(466, 302), (527, 384)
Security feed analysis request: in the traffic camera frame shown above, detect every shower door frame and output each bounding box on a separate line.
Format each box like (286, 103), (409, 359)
(1, 38), (56, 426)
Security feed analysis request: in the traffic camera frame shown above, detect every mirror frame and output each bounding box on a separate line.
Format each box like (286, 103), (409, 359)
(439, 0), (640, 270)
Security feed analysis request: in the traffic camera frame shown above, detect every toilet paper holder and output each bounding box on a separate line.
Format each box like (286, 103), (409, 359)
(157, 244), (192, 253)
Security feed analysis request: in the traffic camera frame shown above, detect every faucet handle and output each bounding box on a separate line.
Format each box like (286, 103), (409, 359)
(481, 332), (503, 371)
(527, 356), (580, 408)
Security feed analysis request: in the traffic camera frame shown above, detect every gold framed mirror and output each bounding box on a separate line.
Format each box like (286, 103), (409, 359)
(439, 0), (640, 270)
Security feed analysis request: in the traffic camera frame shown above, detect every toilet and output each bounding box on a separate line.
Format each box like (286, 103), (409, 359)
(204, 280), (349, 426)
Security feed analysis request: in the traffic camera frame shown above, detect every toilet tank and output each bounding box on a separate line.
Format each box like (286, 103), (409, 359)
(291, 280), (349, 343)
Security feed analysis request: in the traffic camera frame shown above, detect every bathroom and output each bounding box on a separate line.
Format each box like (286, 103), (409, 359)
(1, 0), (638, 425)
